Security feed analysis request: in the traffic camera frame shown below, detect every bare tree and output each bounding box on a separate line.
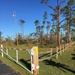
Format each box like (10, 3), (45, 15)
(19, 19), (25, 39)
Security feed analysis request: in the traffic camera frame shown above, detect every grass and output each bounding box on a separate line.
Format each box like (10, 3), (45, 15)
(39, 45), (75, 75)
(0, 43), (75, 75)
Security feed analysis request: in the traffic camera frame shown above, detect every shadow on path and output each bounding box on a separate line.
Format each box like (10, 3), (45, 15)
(39, 53), (50, 59)
(71, 54), (75, 60)
(20, 59), (31, 70)
(43, 60), (75, 74)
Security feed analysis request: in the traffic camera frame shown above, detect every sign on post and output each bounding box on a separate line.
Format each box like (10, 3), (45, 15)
(31, 46), (39, 75)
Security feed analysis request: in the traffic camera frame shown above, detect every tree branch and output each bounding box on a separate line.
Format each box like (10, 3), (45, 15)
(43, 2), (58, 12)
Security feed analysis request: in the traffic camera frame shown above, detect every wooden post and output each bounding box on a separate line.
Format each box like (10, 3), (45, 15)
(16, 50), (18, 62)
(63, 45), (64, 53)
(65, 44), (67, 50)
(31, 46), (39, 75)
(1, 44), (4, 57)
(56, 47), (58, 59)
(64, 45), (66, 51)
(50, 48), (52, 60)
(6, 48), (8, 55)
(59, 46), (62, 55)
(67, 44), (68, 49)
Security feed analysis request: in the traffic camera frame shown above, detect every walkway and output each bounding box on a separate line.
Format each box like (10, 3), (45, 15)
(0, 60), (21, 75)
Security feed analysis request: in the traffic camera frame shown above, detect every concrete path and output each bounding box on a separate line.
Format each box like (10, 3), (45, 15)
(0, 60), (21, 75)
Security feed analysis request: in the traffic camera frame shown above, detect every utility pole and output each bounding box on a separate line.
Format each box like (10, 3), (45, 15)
(13, 13), (19, 45)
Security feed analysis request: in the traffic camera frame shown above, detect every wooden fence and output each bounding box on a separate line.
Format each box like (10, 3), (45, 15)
(39, 42), (74, 61)
(0, 45), (39, 75)
(0, 42), (74, 75)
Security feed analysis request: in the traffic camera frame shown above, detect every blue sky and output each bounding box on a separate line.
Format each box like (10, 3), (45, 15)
(0, 0), (68, 38)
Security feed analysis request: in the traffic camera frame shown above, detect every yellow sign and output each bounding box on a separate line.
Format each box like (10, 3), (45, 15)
(36, 47), (38, 54)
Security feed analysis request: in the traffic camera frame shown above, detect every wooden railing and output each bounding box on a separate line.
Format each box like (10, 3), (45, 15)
(39, 42), (74, 61)
(0, 45), (39, 75)
(0, 41), (74, 75)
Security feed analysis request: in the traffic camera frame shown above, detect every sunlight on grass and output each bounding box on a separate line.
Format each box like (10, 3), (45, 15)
(0, 44), (75, 75)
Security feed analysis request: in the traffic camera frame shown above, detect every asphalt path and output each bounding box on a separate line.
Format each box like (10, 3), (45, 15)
(0, 60), (21, 75)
